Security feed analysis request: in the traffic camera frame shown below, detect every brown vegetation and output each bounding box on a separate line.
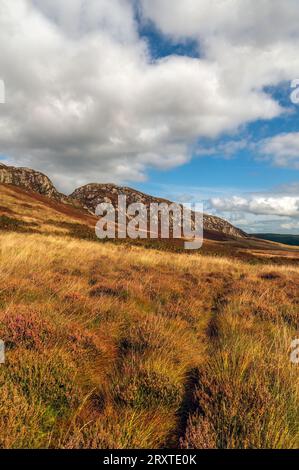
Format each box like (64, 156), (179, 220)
(0, 184), (298, 449)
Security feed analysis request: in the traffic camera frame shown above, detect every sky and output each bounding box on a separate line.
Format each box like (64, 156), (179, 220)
(1, 0), (299, 233)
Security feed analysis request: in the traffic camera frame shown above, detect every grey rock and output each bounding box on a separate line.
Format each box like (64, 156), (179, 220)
(71, 183), (247, 239)
(0, 163), (247, 239)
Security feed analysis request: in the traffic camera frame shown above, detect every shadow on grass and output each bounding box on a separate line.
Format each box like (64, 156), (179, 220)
(0, 215), (38, 233)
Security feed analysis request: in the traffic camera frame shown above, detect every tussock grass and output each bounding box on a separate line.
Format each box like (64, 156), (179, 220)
(0, 232), (298, 449)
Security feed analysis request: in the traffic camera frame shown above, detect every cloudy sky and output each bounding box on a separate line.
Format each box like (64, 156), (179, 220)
(1, 0), (299, 233)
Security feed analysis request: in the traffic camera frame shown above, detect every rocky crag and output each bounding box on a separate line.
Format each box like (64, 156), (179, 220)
(0, 163), (247, 239)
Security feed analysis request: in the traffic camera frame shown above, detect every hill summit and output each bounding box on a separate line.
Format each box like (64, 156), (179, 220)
(0, 162), (246, 239)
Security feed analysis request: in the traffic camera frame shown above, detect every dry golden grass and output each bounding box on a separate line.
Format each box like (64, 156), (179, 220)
(0, 184), (298, 449)
(0, 230), (298, 449)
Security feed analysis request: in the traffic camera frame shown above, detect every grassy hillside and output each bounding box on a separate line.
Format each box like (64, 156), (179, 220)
(0, 184), (299, 449)
(254, 233), (299, 247)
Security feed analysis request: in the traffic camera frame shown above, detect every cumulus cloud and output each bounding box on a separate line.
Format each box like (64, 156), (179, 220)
(207, 195), (299, 233)
(259, 133), (299, 168)
(0, 0), (299, 192)
(32, 0), (137, 41)
(209, 195), (299, 218)
(141, 1), (299, 44)
(140, 0), (299, 85)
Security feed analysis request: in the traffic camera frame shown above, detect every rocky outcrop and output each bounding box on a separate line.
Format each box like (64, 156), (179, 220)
(0, 163), (66, 201)
(70, 183), (247, 239)
(0, 163), (247, 239)
(0, 163), (87, 211)
(203, 213), (247, 238)
(70, 183), (170, 212)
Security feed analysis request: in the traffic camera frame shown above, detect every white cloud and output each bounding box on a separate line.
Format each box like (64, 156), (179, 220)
(259, 133), (299, 168)
(140, 0), (299, 48)
(210, 195), (299, 218)
(196, 139), (248, 159)
(281, 221), (299, 230)
(140, 0), (299, 109)
(0, 1), (299, 192)
(207, 197), (299, 233)
(32, 0), (137, 41)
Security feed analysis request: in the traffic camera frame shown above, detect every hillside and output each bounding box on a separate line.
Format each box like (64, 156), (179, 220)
(0, 182), (299, 448)
(0, 163), (67, 203)
(254, 233), (299, 247)
(70, 183), (247, 239)
(0, 163), (246, 240)
(2, 183), (299, 264)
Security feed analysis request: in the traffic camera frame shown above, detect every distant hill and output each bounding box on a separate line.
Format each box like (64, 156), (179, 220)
(1, 183), (299, 449)
(71, 183), (247, 239)
(253, 233), (299, 247)
(0, 163), (247, 240)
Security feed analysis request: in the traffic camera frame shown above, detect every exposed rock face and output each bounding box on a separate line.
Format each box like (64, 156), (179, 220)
(203, 213), (247, 238)
(0, 163), (246, 239)
(0, 163), (65, 201)
(71, 183), (247, 239)
(70, 183), (169, 212)
(0, 163), (86, 211)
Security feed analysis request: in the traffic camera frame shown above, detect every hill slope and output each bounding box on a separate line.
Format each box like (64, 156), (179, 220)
(0, 163), (246, 240)
(71, 183), (247, 239)
(0, 216), (298, 448)
(2, 183), (299, 263)
(254, 233), (299, 247)
(0, 182), (299, 448)
(0, 163), (66, 202)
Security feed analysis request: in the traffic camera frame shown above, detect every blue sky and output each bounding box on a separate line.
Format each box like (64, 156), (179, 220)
(137, 98), (299, 195)
(133, 14), (299, 233)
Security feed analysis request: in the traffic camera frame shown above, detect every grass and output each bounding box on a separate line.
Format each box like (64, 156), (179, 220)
(0, 232), (298, 449)
(0, 184), (298, 449)
(254, 233), (299, 247)
(0, 215), (38, 233)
